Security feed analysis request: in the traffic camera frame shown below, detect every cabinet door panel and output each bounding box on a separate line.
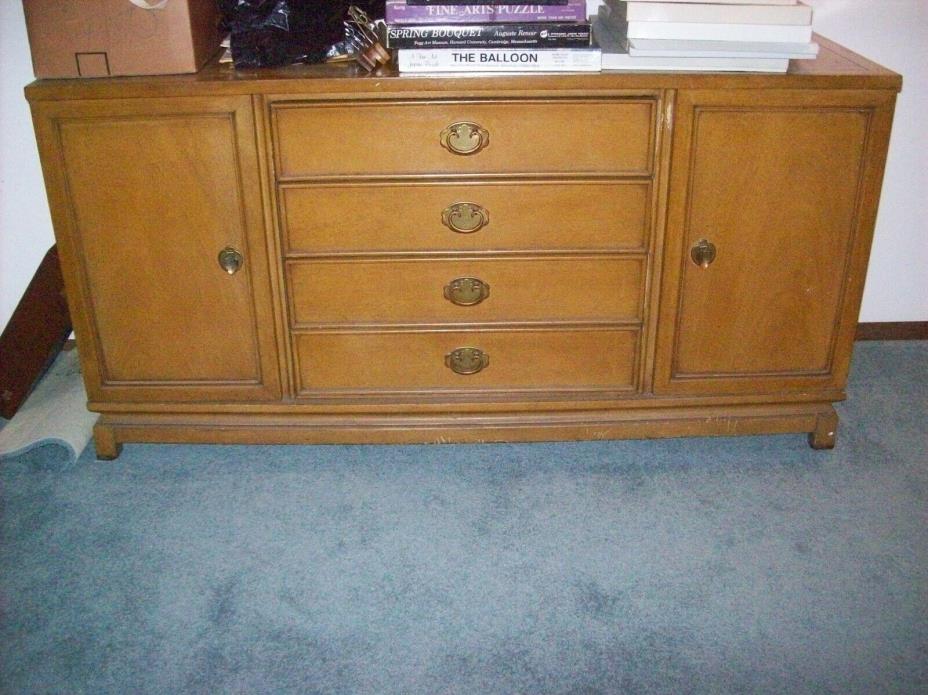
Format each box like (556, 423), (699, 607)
(35, 97), (281, 402)
(655, 90), (895, 395)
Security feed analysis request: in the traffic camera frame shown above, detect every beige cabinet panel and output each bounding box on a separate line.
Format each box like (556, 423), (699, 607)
(655, 90), (896, 395)
(36, 97), (281, 401)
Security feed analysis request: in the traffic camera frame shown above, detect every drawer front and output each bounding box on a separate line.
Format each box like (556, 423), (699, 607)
(282, 181), (650, 254)
(295, 329), (639, 393)
(273, 99), (656, 178)
(288, 257), (644, 326)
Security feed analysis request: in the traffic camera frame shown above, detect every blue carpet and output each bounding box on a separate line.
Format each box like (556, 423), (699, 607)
(1, 342), (926, 694)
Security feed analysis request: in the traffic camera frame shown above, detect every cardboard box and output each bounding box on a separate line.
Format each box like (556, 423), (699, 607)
(23, 0), (222, 78)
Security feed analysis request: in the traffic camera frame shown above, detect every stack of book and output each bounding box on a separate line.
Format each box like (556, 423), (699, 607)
(595, 0), (819, 73)
(386, 1), (602, 73)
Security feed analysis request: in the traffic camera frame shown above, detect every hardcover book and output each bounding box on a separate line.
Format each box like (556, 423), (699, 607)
(386, 23), (592, 49)
(397, 47), (602, 72)
(594, 20), (789, 72)
(620, 1), (812, 25)
(624, 21), (813, 43)
(385, 1), (588, 24)
(627, 37), (818, 59)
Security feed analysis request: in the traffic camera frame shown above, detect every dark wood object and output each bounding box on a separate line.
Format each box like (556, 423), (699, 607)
(24, 36), (902, 458)
(0, 246), (72, 419)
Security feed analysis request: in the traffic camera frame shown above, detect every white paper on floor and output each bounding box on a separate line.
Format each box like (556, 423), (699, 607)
(0, 349), (97, 462)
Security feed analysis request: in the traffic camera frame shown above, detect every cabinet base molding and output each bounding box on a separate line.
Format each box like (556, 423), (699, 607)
(856, 322), (928, 341)
(93, 403), (837, 457)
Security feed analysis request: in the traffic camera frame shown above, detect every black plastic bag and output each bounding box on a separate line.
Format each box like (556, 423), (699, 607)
(218, 0), (385, 68)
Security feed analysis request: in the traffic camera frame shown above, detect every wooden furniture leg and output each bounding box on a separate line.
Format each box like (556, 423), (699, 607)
(808, 408), (839, 450)
(93, 422), (122, 460)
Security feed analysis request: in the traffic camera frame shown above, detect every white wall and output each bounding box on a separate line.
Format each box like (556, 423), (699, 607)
(806, 0), (927, 322)
(0, 0), (54, 332)
(1, 1), (925, 331)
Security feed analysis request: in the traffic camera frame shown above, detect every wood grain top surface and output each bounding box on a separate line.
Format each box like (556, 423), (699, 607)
(25, 36), (901, 102)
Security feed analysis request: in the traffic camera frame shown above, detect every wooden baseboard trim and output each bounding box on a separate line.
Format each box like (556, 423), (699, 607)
(856, 321), (928, 341)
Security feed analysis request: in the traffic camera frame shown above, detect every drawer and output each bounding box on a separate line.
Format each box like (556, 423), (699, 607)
(294, 329), (639, 393)
(272, 99), (656, 178)
(282, 181), (650, 254)
(288, 257), (644, 326)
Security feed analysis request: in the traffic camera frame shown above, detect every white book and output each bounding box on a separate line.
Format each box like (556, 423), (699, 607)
(628, 37), (818, 59)
(626, 20), (813, 42)
(603, 52), (789, 72)
(624, 1), (812, 25)
(595, 21), (789, 72)
(397, 48), (602, 73)
(598, 7), (816, 56)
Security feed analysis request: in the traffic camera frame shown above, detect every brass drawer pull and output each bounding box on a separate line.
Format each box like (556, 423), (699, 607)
(445, 347), (489, 375)
(444, 277), (490, 306)
(440, 121), (490, 156)
(690, 239), (717, 268)
(217, 247), (244, 275)
(442, 202), (489, 234)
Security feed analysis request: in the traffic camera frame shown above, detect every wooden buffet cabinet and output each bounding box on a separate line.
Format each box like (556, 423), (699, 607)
(26, 38), (901, 459)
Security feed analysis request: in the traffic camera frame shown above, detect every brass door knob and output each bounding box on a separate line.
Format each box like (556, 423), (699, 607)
(690, 239), (717, 269)
(440, 122), (490, 156)
(218, 247), (244, 275)
(444, 278), (490, 306)
(442, 203), (489, 234)
(445, 347), (489, 375)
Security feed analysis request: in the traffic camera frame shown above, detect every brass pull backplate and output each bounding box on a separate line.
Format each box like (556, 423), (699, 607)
(690, 239), (717, 269)
(445, 347), (489, 375)
(440, 122), (490, 156)
(442, 202), (489, 234)
(218, 247), (244, 275)
(444, 277), (490, 306)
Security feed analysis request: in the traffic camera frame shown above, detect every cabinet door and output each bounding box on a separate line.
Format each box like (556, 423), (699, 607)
(654, 90), (895, 395)
(33, 96), (282, 402)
